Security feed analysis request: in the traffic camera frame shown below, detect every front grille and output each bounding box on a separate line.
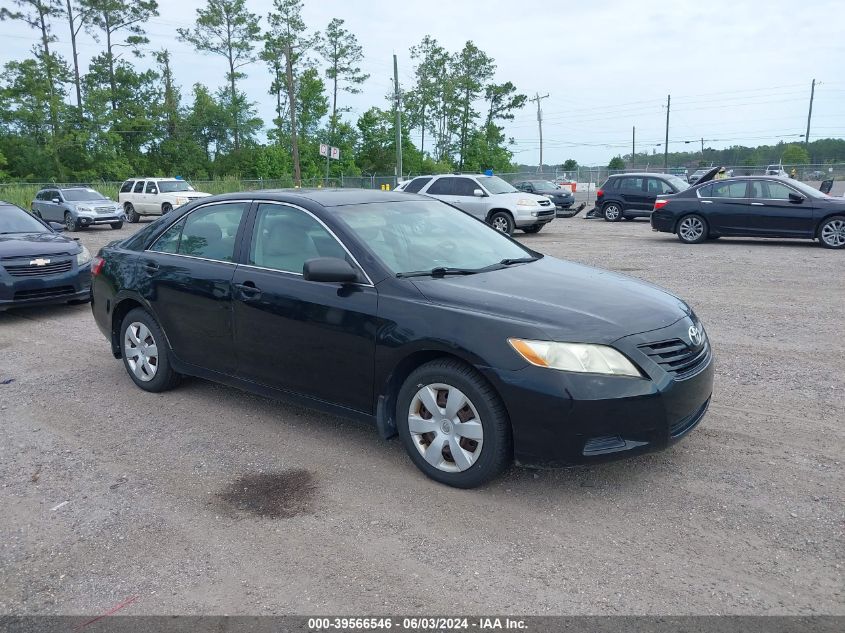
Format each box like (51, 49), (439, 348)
(538, 200), (551, 206)
(14, 285), (75, 301)
(4, 260), (73, 277)
(638, 337), (710, 379)
(95, 206), (116, 214)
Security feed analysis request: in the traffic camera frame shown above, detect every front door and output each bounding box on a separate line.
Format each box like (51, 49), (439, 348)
(232, 202), (378, 413)
(747, 179), (816, 238)
(447, 177), (490, 221)
(697, 180), (751, 234)
(140, 200), (249, 375)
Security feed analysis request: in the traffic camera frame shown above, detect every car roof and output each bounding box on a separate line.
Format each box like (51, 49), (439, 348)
(216, 188), (430, 207)
(608, 172), (677, 178)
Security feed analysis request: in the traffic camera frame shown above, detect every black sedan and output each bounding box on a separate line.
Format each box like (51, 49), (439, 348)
(91, 190), (713, 488)
(513, 180), (577, 216)
(651, 176), (845, 248)
(1, 201), (93, 310)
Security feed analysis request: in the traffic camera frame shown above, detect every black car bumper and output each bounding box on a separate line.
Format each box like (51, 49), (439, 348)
(484, 318), (714, 466)
(651, 210), (674, 233)
(0, 257), (91, 310)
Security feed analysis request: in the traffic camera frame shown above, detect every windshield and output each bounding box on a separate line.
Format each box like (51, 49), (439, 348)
(788, 179), (830, 199)
(532, 181), (559, 192)
(158, 180), (194, 193)
(0, 204), (48, 233)
(477, 176), (518, 195)
(333, 200), (534, 275)
(665, 175), (689, 191)
(62, 188), (107, 201)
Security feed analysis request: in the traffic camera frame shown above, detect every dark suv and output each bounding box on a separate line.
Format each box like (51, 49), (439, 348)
(595, 173), (689, 222)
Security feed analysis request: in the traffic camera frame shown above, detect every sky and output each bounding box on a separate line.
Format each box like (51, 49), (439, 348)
(1, 0), (844, 167)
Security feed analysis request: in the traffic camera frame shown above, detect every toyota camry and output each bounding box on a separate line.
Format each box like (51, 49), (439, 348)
(91, 190), (713, 488)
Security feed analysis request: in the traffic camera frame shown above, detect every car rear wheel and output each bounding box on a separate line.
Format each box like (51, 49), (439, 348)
(603, 203), (623, 222)
(677, 214), (708, 244)
(110, 221), (124, 230)
(64, 212), (78, 232)
(522, 224), (543, 234)
(120, 308), (180, 392)
(125, 203), (139, 223)
(489, 211), (514, 236)
(818, 216), (845, 249)
(396, 359), (512, 488)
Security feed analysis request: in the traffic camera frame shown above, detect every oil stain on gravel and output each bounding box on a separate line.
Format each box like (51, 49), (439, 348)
(219, 469), (317, 519)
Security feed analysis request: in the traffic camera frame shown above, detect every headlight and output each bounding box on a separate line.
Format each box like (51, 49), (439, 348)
(76, 245), (91, 266)
(175, 196), (188, 205)
(516, 198), (537, 207)
(508, 338), (642, 377)
(76, 205), (95, 214)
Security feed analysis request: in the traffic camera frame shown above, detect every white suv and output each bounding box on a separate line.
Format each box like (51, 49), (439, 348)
(118, 178), (211, 223)
(400, 174), (555, 235)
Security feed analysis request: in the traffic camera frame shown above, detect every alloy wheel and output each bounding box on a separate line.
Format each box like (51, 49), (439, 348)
(492, 216), (509, 232)
(604, 204), (621, 221)
(123, 321), (159, 382)
(407, 383), (484, 473)
(65, 214), (75, 231)
(820, 219), (845, 247)
(679, 216), (705, 242)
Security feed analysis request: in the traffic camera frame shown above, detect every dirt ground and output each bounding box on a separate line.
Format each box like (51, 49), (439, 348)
(1, 213), (842, 616)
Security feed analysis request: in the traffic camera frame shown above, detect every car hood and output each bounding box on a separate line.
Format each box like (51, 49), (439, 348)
(410, 256), (691, 344)
(493, 192), (550, 204)
(179, 192), (211, 198)
(0, 232), (80, 258)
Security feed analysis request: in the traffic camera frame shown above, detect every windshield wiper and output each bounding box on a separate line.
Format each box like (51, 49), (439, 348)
(499, 256), (539, 265)
(397, 266), (483, 278)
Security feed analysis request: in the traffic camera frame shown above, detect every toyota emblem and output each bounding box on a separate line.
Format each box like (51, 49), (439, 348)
(688, 325), (703, 347)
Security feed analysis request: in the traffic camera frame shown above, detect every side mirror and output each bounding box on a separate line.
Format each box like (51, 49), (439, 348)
(52, 197), (61, 204)
(788, 192), (805, 204)
(302, 257), (358, 283)
(48, 221), (64, 232)
(473, 188), (485, 197)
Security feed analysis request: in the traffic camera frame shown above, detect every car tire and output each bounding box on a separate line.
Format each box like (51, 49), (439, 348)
(818, 215), (845, 249)
(110, 221), (124, 230)
(119, 308), (180, 393)
(522, 224), (543, 234)
(489, 211), (515, 236)
(162, 203), (173, 214)
(64, 212), (78, 232)
(125, 203), (139, 223)
(603, 202), (623, 222)
(396, 359), (512, 489)
(677, 214), (708, 244)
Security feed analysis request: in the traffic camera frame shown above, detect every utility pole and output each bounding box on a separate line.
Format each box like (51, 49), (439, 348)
(286, 43), (301, 187)
(529, 92), (549, 172)
(632, 126), (635, 169)
(701, 137), (704, 158)
(805, 78), (816, 146)
(393, 54), (402, 183)
(664, 94), (670, 171)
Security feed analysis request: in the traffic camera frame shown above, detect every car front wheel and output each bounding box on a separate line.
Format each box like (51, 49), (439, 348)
(818, 216), (845, 249)
(120, 308), (180, 392)
(162, 202), (173, 214)
(489, 211), (515, 235)
(64, 212), (78, 232)
(603, 203), (623, 222)
(677, 214), (708, 244)
(397, 359), (512, 488)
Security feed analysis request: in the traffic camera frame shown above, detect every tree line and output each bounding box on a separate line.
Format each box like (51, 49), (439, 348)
(0, 0), (529, 184)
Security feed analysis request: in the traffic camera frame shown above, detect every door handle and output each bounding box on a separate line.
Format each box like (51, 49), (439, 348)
(751, 202), (764, 206)
(142, 261), (160, 274)
(701, 200), (713, 204)
(235, 282), (262, 301)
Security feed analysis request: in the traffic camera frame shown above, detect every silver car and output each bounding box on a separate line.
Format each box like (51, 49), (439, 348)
(31, 187), (124, 231)
(400, 174), (555, 235)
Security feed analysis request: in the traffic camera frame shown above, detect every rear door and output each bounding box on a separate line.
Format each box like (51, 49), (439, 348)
(130, 180), (145, 212)
(231, 202), (378, 412)
(747, 179), (816, 237)
(696, 180), (751, 234)
(617, 176), (650, 210)
(141, 200), (249, 375)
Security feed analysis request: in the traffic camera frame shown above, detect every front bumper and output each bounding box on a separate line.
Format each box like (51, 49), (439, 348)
(76, 213), (124, 227)
(514, 206), (556, 227)
(483, 318), (714, 466)
(0, 257), (92, 311)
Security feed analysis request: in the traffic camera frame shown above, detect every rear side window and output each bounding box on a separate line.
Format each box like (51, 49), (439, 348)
(702, 181), (748, 198)
(133, 181), (145, 193)
(426, 177), (456, 195)
(120, 181), (134, 193)
(403, 177), (431, 194)
(149, 202), (246, 262)
(619, 177), (645, 191)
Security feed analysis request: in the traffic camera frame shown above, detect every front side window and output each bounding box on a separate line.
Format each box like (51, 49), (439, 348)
(149, 202), (246, 262)
(648, 178), (676, 195)
(403, 177), (431, 194)
(453, 178), (479, 196)
(249, 204), (348, 274)
(120, 181), (135, 193)
(145, 181), (158, 194)
(133, 181), (145, 193)
(750, 181), (793, 200)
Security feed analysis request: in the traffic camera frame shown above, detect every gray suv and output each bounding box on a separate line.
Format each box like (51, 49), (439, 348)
(31, 187), (124, 231)
(401, 174), (555, 235)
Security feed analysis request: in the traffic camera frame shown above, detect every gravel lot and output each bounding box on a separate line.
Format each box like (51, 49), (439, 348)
(1, 213), (843, 616)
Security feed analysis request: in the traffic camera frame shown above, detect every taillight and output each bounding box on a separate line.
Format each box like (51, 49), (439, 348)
(653, 199), (669, 210)
(91, 256), (105, 276)
(596, 189), (604, 197)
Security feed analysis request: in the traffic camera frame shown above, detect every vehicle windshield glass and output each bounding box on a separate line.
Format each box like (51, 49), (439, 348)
(665, 175), (689, 191)
(61, 188), (106, 201)
(333, 200), (534, 275)
(532, 181), (559, 192)
(787, 179), (829, 199)
(477, 176), (518, 194)
(0, 204), (48, 233)
(158, 180), (194, 193)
